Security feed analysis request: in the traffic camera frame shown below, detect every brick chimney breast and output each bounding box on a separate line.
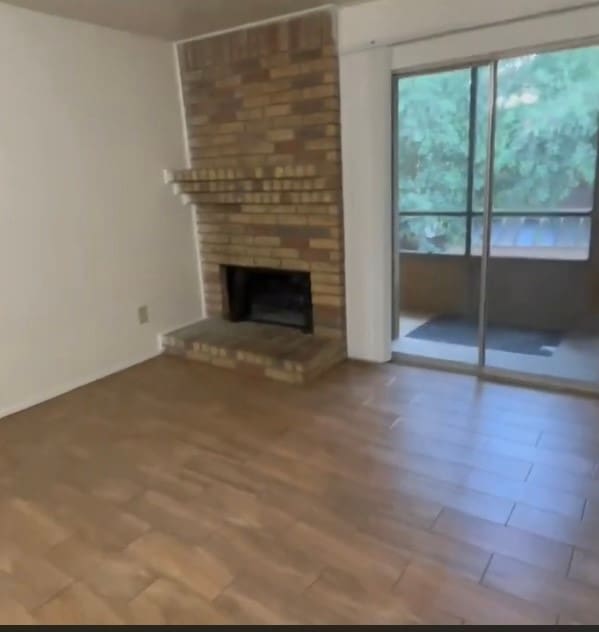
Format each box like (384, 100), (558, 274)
(168, 10), (345, 341)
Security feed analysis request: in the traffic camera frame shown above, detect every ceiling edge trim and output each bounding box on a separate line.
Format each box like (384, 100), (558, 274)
(175, 3), (337, 45)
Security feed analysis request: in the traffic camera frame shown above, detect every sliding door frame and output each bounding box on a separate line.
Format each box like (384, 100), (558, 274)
(477, 61), (497, 368)
(391, 70), (400, 341)
(391, 38), (599, 397)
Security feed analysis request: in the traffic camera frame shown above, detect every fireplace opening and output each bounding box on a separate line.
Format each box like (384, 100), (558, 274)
(223, 266), (313, 333)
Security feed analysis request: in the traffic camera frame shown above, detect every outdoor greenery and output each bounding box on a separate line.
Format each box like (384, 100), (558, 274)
(397, 46), (599, 254)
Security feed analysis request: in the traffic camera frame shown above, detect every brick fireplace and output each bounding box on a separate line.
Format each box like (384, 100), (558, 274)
(162, 10), (346, 383)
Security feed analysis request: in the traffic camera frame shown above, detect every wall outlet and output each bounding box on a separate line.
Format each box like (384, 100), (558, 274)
(137, 305), (149, 324)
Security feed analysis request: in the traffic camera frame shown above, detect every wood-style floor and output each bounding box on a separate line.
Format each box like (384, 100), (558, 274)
(2, 356), (599, 624)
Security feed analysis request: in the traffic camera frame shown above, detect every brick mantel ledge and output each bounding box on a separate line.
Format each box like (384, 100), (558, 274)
(163, 166), (340, 207)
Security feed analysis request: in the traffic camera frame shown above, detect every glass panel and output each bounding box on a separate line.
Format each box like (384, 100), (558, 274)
(472, 66), (490, 213)
(394, 67), (485, 366)
(485, 46), (599, 387)
(397, 68), (471, 212)
(398, 216), (467, 255)
(493, 47), (599, 213)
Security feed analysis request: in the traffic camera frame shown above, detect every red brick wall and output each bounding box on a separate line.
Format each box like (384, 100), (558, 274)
(176, 10), (345, 339)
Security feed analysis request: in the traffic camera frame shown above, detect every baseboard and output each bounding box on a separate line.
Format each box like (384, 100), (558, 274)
(0, 350), (161, 422)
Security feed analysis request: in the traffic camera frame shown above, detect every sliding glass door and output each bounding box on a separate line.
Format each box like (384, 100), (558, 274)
(393, 43), (599, 390)
(484, 46), (599, 385)
(392, 63), (491, 366)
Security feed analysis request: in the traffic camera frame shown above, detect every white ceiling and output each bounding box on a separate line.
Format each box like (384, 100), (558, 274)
(0, 0), (354, 41)
(3, 0), (592, 43)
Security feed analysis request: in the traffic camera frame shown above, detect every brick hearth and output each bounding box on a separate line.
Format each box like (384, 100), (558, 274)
(163, 10), (346, 382)
(163, 319), (345, 384)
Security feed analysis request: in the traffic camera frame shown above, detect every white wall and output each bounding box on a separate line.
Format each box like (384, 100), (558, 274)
(0, 4), (202, 418)
(391, 3), (599, 71)
(338, 0), (589, 53)
(340, 47), (392, 362)
(338, 0), (599, 362)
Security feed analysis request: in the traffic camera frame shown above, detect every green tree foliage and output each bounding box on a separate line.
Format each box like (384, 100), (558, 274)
(398, 67), (471, 212)
(397, 47), (599, 253)
(493, 48), (599, 210)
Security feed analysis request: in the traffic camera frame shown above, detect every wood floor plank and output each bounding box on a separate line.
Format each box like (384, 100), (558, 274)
(509, 504), (599, 554)
(483, 554), (599, 624)
(358, 513), (491, 581)
(538, 431), (599, 462)
(198, 523), (322, 592)
(127, 531), (234, 600)
(260, 439), (453, 528)
(528, 464), (599, 503)
(386, 470), (515, 524)
(188, 478), (295, 533)
(300, 417), (533, 481)
(129, 578), (231, 625)
(323, 478), (443, 531)
(128, 463), (206, 503)
(392, 418), (595, 476)
(0, 498), (71, 553)
(581, 500), (599, 525)
(371, 403), (542, 445)
(128, 489), (219, 545)
(445, 470), (584, 519)
(411, 452), (584, 520)
(213, 571), (305, 625)
(0, 596), (37, 625)
(46, 536), (155, 603)
(304, 566), (422, 625)
(1, 356), (599, 624)
(284, 520), (408, 591)
(568, 549), (599, 590)
(397, 560), (556, 625)
(38, 484), (150, 552)
(388, 431), (533, 480)
(0, 550), (72, 611)
(183, 449), (267, 495)
(401, 382), (599, 428)
(361, 448), (583, 519)
(34, 582), (124, 625)
(389, 391), (589, 433)
(257, 477), (377, 534)
(433, 508), (572, 573)
(496, 408), (599, 441)
(263, 438), (515, 524)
